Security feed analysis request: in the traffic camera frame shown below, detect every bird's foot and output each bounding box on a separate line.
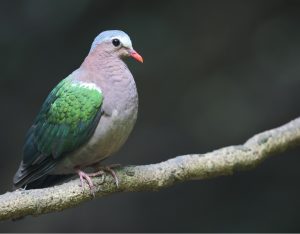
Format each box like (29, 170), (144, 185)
(104, 164), (120, 187)
(91, 164), (121, 188)
(86, 170), (106, 185)
(76, 169), (96, 196)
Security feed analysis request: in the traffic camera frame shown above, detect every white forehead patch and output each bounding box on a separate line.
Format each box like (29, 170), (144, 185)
(112, 35), (132, 48)
(90, 30), (133, 52)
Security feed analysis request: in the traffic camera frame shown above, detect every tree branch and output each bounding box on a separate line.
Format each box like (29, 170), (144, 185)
(1, 117), (300, 221)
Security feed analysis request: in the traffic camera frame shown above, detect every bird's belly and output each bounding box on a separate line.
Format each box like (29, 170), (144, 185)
(52, 107), (137, 174)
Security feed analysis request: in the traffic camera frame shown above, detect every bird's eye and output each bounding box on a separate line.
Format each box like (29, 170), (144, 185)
(112, 39), (121, 47)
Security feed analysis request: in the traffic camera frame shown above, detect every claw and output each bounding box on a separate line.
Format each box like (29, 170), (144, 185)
(76, 169), (96, 197)
(104, 166), (119, 187)
(91, 164), (121, 187)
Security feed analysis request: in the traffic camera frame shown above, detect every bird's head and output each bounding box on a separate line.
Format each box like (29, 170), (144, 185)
(90, 30), (143, 63)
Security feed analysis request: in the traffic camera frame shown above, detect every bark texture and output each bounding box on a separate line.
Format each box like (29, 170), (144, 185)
(1, 117), (300, 221)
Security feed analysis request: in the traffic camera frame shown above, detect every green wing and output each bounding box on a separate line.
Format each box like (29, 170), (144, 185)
(14, 76), (103, 187)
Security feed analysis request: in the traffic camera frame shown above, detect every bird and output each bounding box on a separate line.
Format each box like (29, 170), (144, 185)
(13, 30), (143, 191)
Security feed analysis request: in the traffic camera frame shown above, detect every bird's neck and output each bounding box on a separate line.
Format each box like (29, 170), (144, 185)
(76, 48), (137, 114)
(75, 48), (134, 95)
(80, 50), (125, 72)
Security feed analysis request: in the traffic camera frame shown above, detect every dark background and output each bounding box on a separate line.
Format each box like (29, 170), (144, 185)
(1, 0), (300, 232)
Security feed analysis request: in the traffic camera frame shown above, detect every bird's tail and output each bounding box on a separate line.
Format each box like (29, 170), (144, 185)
(13, 174), (75, 190)
(11, 174), (75, 221)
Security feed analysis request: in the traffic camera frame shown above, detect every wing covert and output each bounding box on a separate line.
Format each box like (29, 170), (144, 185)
(14, 76), (103, 188)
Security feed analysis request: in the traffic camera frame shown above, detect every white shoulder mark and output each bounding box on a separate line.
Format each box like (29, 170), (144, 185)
(72, 82), (102, 93)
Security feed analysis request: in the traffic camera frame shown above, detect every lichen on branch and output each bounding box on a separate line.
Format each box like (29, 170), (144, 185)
(1, 117), (300, 221)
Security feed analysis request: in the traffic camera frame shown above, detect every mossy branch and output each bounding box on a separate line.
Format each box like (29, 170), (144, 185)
(1, 117), (300, 221)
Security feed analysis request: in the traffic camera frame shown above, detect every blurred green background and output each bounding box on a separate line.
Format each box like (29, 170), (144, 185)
(1, 0), (300, 232)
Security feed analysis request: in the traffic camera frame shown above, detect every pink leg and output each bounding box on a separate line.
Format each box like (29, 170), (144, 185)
(76, 169), (95, 191)
(88, 170), (105, 177)
(89, 163), (121, 187)
(104, 166), (119, 187)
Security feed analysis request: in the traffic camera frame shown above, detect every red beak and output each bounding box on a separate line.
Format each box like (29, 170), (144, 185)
(130, 50), (143, 63)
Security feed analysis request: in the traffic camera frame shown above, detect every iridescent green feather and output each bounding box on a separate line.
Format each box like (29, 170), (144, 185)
(22, 76), (103, 166)
(47, 79), (102, 129)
